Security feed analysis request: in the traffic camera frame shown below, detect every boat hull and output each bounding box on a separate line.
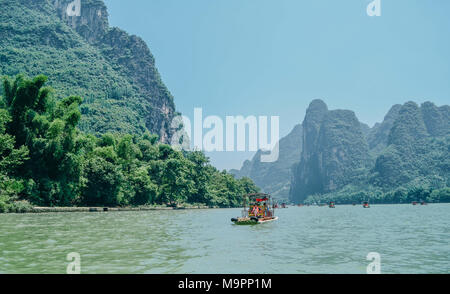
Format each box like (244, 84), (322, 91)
(257, 216), (278, 223)
(231, 216), (278, 225)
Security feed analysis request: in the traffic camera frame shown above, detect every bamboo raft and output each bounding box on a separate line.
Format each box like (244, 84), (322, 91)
(231, 193), (278, 225)
(231, 216), (278, 225)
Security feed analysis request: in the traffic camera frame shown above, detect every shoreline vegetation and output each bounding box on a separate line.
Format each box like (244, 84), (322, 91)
(303, 186), (450, 206)
(27, 204), (225, 214)
(0, 74), (260, 214)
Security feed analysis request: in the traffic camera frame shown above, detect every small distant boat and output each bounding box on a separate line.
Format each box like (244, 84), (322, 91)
(420, 201), (427, 206)
(231, 193), (278, 225)
(412, 201), (418, 206)
(363, 201), (370, 208)
(329, 201), (335, 208)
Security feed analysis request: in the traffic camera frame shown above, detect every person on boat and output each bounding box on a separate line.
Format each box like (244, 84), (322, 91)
(251, 205), (259, 217)
(263, 202), (269, 217)
(258, 205), (263, 218)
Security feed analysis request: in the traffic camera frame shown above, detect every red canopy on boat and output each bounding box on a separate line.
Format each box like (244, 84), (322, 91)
(256, 198), (268, 202)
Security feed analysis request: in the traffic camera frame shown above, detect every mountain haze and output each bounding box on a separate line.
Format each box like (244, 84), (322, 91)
(231, 124), (303, 200)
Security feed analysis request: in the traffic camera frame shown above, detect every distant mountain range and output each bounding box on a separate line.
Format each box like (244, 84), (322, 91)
(232, 99), (449, 203)
(0, 0), (177, 141)
(230, 124), (303, 200)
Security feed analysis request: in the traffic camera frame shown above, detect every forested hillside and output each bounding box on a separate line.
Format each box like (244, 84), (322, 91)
(0, 0), (176, 141)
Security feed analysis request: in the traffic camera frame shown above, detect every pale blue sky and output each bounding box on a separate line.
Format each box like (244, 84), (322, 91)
(104, 0), (450, 170)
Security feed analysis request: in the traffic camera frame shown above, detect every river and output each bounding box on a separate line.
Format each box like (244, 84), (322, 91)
(0, 204), (449, 273)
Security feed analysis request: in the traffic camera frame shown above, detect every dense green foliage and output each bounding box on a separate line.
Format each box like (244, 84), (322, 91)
(0, 75), (259, 212)
(304, 185), (450, 205)
(0, 103), (31, 212)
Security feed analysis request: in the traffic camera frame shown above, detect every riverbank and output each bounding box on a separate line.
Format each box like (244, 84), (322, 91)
(3, 204), (230, 214)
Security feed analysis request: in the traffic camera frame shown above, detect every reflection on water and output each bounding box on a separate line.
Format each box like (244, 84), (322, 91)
(0, 204), (449, 273)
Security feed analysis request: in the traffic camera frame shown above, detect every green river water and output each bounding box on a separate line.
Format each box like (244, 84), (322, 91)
(0, 204), (449, 273)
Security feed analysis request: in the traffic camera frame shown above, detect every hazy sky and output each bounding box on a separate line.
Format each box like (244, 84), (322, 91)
(104, 0), (450, 170)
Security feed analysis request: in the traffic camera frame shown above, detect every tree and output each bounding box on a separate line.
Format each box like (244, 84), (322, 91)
(0, 98), (29, 212)
(0, 108), (29, 176)
(185, 151), (210, 204)
(2, 75), (83, 206)
(159, 156), (195, 206)
(127, 166), (158, 206)
(82, 157), (123, 206)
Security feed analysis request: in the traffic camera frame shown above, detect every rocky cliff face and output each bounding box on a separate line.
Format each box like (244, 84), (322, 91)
(300, 99), (328, 162)
(51, 0), (176, 142)
(290, 100), (370, 203)
(289, 100), (328, 202)
(53, 0), (109, 44)
(231, 124), (303, 200)
(99, 28), (176, 142)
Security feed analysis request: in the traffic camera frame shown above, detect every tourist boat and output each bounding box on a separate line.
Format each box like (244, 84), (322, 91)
(329, 201), (335, 208)
(412, 201), (418, 205)
(420, 200), (427, 206)
(231, 193), (278, 225)
(363, 201), (370, 208)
